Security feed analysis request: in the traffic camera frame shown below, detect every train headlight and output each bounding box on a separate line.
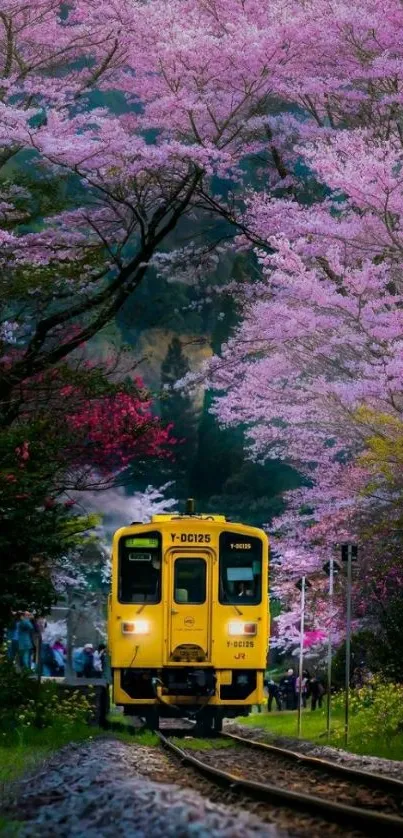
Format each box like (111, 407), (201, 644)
(228, 621), (257, 636)
(122, 620), (150, 635)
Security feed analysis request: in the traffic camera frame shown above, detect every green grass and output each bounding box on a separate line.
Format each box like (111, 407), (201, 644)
(0, 721), (159, 800)
(0, 817), (20, 836)
(0, 723), (101, 835)
(106, 711), (160, 746)
(239, 708), (403, 761)
(107, 712), (138, 728)
(0, 723), (99, 792)
(112, 728), (159, 747)
(171, 736), (236, 750)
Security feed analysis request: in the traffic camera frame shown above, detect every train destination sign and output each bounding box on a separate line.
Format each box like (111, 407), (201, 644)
(125, 537), (159, 548)
(128, 552), (152, 562)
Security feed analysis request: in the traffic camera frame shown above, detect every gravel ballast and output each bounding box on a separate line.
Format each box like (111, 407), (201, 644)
(3, 738), (285, 838)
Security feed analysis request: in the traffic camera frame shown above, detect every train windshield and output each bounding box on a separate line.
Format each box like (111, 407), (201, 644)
(118, 532), (162, 603)
(219, 532), (262, 605)
(174, 558), (206, 604)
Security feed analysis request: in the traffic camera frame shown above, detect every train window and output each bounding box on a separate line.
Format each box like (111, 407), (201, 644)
(118, 531), (162, 603)
(174, 558), (206, 604)
(219, 532), (262, 605)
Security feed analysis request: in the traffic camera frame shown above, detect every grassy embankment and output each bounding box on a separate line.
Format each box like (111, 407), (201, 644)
(0, 724), (95, 791)
(0, 722), (158, 792)
(0, 724), (96, 834)
(0, 721), (159, 834)
(240, 707), (403, 761)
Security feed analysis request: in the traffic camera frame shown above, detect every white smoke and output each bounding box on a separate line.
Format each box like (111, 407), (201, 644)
(75, 483), (178, 539)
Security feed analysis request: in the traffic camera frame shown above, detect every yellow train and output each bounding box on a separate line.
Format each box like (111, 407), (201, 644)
(108, 501), (269, 732)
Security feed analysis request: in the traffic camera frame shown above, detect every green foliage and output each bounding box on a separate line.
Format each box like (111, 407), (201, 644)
(332, 614), (403, 686)
(375, 596), (403, 680)
(331, 631), (380, 688)
(241, 704), (403, 760)
(0, 817), (20, 834)
(0, 470), (97, 632)
(132, 730), (159, 747)
(0, 424), (98, 631)
(160, 337), (198, 493)
(0, 653), (39, 730)
(189, 391), (299, 525)
(161, 337), (191, 392)
(119, 274), (205, 337)
(333, 677), (403, 745)
(0, 649), (91, 738)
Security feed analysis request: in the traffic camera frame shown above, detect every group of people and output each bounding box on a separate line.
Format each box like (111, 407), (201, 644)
(43, 639), (107, 678)
(41, 640), (107, 677)
(265, 668), (325, 712)
(72, 643), (107, 678)
(6, 612), (107, 679)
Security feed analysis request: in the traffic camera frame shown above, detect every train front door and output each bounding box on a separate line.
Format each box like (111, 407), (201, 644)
(167, 551), (212, 663)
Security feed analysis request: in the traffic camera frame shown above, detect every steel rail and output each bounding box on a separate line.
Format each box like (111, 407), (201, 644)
(222, 731), (403, 793)
(157, 731), (403, 836)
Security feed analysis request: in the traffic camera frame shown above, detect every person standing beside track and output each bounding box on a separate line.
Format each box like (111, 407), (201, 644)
(93, 644), (106, 677)
(16, 611), (35, 670)
(264, 676), (282, 711)
(310, 675), (325, 710)
(279, 668), (297, 710)
(296, 669), (310, 708)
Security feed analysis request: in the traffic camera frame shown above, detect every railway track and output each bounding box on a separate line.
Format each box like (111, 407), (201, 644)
(158, 729), (403, 836)
(222, 729), (403, 792)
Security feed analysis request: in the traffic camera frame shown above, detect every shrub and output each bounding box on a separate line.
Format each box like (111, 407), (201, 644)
(332, 676), (403, 744)
(0, 647), (91, 737)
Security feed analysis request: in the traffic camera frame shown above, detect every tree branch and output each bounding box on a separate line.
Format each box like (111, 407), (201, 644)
(0, 169), (202, 411)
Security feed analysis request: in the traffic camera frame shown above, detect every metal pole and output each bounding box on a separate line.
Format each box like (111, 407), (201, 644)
(344, 546), (352, 747)
(66, 588), (74, 678)
(326, 558), (334, 742)
(297, 576), (306, 738)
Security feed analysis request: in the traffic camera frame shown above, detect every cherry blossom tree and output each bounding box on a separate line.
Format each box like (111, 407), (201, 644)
(3, 0), (402, 405)
(3, 0), (403, 646)
(197, 0), (403, 647)
(0, 0), (294, 423)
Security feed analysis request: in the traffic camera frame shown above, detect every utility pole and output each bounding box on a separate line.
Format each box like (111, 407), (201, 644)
(341, 543), (358, 747)
(323, 558), (341, 741)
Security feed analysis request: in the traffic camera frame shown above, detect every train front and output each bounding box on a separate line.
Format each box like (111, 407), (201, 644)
(108, 514), (269, 731)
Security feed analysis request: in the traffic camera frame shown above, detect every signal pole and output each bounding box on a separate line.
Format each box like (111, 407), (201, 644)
(296, 576), (311, 737)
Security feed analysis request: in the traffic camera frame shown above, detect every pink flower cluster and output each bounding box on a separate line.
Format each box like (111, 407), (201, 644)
(68, 391), (173, 474)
